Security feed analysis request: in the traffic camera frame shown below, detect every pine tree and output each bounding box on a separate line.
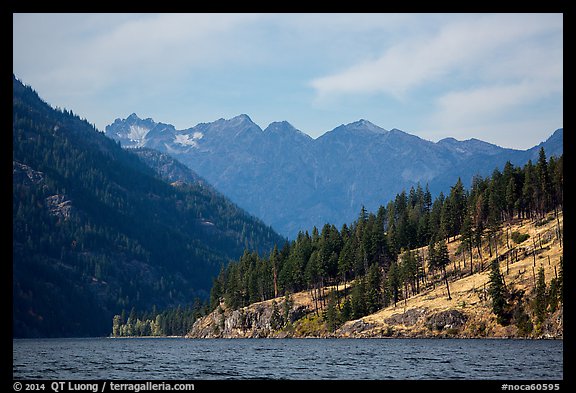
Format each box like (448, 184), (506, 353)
(488, 260), (509, 325)
(112, 314), (122, 337)
(210, 266), (226, 309)
(350, 279), (367, 319)
(324, 292), (341, 332)
(429, 192), (444, 242)
(340, 297), (352, 322)
(547, 277), (560, 314)
(522, 160), (536, 218)
(447, 178), (467, 239)
(427, 239), (451, 299)
(535, 148), (552, 217)
(533, 267), (547, 325)
(487, 183), (502, 258)
(270, 300), (284, 330)
(365, 263), (382, 314)
(151, 314), (163, 336)
(436, 241), (452, 300)
(550, 155), (563, 211)
(224, 264), (242, 309)
(387, 260), (401, 307)
(305, 250), (323, 315)
(282, 292), (293, 322)
(427, 241), (437, 288)
(473, 219), (485, 271)
(503, 161), (519, 220)
(338, 240), (354, 289)
(270, 245), (280, 298)
(400, 249), (419, 296)
(461, 212), (474, 274)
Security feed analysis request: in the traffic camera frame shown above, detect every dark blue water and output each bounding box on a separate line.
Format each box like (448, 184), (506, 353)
(13, 338), (562, 380)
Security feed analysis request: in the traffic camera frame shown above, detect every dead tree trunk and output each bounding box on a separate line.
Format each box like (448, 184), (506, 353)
(443, 266), (452, 300)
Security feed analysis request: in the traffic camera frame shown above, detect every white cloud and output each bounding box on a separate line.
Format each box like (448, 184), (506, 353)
(310, 14), (562, 100)
(432, 79), (562, 128)
(13, 13), (261, 95)
(308, 13), (562, 148)
(13, 13), (562, 149)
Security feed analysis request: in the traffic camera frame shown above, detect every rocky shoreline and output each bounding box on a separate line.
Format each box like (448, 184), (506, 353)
(186, 297), (562, 340)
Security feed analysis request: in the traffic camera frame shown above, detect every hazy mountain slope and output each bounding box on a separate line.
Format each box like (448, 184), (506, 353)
(106, 114), (562, 239)
(12, 76), (283, 337)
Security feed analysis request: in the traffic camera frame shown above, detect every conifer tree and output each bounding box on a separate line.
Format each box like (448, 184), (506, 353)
(324, 292), (341, 332)
(436, 241), (452, 300)
(533, 267), (547, 325)
(112, 314), (122, 337)
(338, 240), (354, 289)
(488, 260), (509, 325)
(447, 178), (467, 240)
(350, 278), (367, 318)
(340, 297), (352, 322)
(387, 260), (401, 307)
(365, 263), (382, 314)
(270, 300), (283, 330)
(522, 160), (536, 218)
(270, 245), (280, 298)
(535, 148), (552, 217)
(461, 212), (474, 273)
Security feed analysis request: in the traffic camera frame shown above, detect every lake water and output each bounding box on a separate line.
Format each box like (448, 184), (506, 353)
(13, 338), (563, 380)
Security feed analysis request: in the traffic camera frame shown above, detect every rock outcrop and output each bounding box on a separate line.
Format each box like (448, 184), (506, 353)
(424, 309), (468, 331)
(187, 298), (310, 338)
(45, 194), (74, 220)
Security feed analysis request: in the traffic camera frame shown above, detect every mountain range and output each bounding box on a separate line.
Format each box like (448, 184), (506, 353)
(12, 76), (282, 337)
(106, 114), (563, 238)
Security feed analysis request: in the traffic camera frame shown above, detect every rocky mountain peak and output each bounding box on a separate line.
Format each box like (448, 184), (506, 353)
(104, 114), (563, 239)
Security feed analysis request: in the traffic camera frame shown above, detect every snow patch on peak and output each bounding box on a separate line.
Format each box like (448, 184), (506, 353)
(128, 125), (150, 147)
(174, 131), (203, 147)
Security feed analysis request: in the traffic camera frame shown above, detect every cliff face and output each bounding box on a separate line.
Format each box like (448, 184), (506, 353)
(188, 297), (310, 338)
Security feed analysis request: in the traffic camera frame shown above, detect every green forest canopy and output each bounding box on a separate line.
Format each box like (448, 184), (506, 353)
(211, 148), (563, 326)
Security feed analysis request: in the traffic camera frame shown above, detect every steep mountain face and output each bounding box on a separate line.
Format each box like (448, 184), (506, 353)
(106, 114), (562, 239)
(130, 148), (208, 187)
(12, 77), (283, 338)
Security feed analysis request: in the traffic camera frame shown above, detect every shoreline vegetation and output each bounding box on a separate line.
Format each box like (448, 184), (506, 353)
(185, 221), (562, 340)
(114, 150), (563, 340)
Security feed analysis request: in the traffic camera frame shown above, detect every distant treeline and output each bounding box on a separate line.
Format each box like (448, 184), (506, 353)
(111, 300), (208, 337)
(210, 149), (563, 330)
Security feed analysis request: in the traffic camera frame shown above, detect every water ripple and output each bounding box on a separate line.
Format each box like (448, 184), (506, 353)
(13, 338), (563, 380)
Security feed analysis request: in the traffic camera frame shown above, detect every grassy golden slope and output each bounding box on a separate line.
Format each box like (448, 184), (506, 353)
(189, 212), (562, 338)
(343, 212), (563, 338)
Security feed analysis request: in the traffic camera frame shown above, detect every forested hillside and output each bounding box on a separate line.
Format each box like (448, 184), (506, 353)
(210, 149), (563, 328)
(12, 76), (283, 337)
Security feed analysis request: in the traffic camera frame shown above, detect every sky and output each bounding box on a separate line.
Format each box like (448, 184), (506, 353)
(13, 13), (563, 150)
